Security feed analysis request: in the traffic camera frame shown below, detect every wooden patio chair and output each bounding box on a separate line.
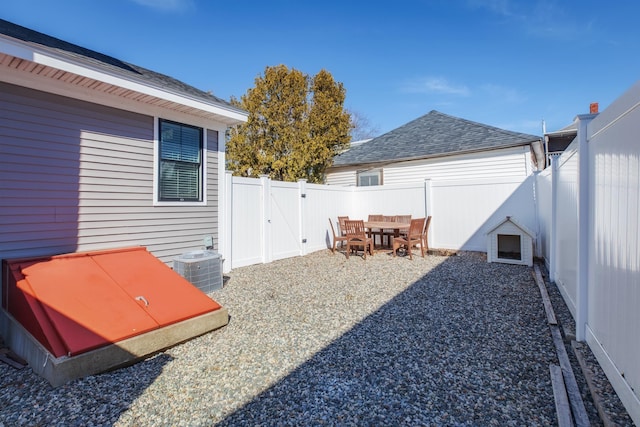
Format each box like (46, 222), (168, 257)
(328, 218), (348, 254)
(381, 215), (398, 247)
(337, 216), (350, 236)
(344, 219), (374, 259)
(392, 217), (427, 260)
(367, 214), (384, 246)
(395, 214), (412, 238)
(420, 216), (432, 254)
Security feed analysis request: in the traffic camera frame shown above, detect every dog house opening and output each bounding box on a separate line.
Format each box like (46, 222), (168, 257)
(497, 234), (521, 260)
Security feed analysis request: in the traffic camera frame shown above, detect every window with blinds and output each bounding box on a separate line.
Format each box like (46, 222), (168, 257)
(159, 119), (203, 201)
(357, 169), (382, 186)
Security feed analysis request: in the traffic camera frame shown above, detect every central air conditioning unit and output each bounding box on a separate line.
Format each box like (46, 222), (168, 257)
(173, 250), (223, 293)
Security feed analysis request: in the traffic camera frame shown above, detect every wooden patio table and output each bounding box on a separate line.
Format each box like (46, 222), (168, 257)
(364, 221), (410, 250)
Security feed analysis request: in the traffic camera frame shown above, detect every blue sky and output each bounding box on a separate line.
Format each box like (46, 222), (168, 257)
(3, 0), (639, 137)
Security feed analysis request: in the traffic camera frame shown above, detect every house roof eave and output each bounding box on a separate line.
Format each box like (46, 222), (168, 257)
(0, 24), (248, 125)
(332, 110), (542, 166)
(331, 139), (540, 169)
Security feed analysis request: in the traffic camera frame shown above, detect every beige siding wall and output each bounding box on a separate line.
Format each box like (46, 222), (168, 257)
(0, 82), (221, 265)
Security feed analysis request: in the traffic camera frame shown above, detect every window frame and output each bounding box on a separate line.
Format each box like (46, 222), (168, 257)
(357, 169), (382, 186)
(153, 118), (207, 206)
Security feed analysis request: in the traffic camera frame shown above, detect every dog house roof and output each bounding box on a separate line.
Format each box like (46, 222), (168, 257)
(486, 216), (535, 238)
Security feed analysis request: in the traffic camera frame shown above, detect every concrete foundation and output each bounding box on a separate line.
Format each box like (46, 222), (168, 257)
(1, 305), (228, 387)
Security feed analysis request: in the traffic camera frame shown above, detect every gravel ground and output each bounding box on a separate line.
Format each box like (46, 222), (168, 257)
(0, 250), (632, 426)
(539, 266), (635, 426)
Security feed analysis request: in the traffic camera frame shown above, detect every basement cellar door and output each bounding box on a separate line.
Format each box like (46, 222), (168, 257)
(1, 246), (229, 387)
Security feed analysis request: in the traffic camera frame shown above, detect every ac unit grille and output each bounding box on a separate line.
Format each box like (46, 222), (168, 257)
(173, 250), (223, 293)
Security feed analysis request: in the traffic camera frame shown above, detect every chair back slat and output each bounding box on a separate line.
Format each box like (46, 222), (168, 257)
(344, 219), (374, 259)
(338, 216), (349, 235)
(423, 216), (432, 236)
(396, 215), (412, 224)
(343, 219), (357, 237)
(344, 219), (366, 238)
(409, 218), (426, 238)
(421, 216), (432, 252)
(329, 217), (349, 254)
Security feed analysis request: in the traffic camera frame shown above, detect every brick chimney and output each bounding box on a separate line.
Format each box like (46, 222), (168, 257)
(590, 102), (599, 114)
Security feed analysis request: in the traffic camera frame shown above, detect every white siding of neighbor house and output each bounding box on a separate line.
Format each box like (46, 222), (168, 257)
(324, 169), (356, 186)
(326, 145), (534, 186)
(0, 81), (221, 265)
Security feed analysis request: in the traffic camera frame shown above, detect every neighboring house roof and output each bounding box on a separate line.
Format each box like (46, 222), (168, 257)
(349, 138), (373, 148)
(337, 138), (372, 154)
(547, 119), (578, 136)
(0, 19), (247, 124)
(545, 118), (578, 154)
(332, 110), (541, 167)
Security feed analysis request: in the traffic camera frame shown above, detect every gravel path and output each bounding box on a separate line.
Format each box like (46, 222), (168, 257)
(0, 250), (626, 426)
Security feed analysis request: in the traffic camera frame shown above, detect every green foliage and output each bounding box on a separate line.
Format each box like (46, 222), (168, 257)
(226, 65), (352, 183)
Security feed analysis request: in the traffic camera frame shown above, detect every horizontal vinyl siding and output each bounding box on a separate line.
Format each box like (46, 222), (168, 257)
(325, 169), (357, 186)
(325, 146), (532, 186)
(0, 82), (220, 265)
(383, 147), (531, 185)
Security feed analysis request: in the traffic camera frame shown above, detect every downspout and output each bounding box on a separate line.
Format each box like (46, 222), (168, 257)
(542, 120), (549, 168)
(549, 156), (557, 283)
(530, 136), (545, 259)
(531, 139), (546, 172)
(532, 170), (541, 258)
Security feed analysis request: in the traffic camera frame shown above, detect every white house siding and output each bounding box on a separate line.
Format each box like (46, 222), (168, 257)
(326, 145), (533, 186)
(0, 81), (221, 266)
(383, 146), (532, 185)
(324, 169), (356, 186)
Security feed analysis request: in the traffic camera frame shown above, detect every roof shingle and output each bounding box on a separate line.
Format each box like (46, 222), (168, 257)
(333, 110), (540, 166)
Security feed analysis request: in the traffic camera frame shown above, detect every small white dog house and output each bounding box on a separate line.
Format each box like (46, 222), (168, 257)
(486, 216), (535, 266)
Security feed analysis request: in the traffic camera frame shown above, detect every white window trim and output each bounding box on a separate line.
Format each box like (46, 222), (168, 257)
(357, 169), (382, 186)
(153, 117), (208, 206)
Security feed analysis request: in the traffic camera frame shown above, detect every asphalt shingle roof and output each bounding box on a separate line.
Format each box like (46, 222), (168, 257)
(0, 19), (244, 114)
(333, 110), (541, 167)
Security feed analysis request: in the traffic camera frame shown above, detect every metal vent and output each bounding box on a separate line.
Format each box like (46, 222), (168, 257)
(173, 250), (223, 293)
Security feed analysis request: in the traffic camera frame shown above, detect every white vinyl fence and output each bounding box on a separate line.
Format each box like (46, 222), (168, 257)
(221, 82), (640, 424)
(221, 173), (538, 270)
(429, 176), (537, 252)
(536, 80), (640, 424)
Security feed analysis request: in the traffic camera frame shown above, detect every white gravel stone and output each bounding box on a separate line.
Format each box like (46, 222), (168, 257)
(0, 250), (629, 426)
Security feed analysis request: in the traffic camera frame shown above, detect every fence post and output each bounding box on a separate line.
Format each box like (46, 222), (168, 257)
(575, 114), (596, 341)
(549, 157), (557, 283)
(222, 171), (233, 273)
(260, 175), (273, 264)
(298, 179), (307, 256)
(424, 179), (433, 248)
